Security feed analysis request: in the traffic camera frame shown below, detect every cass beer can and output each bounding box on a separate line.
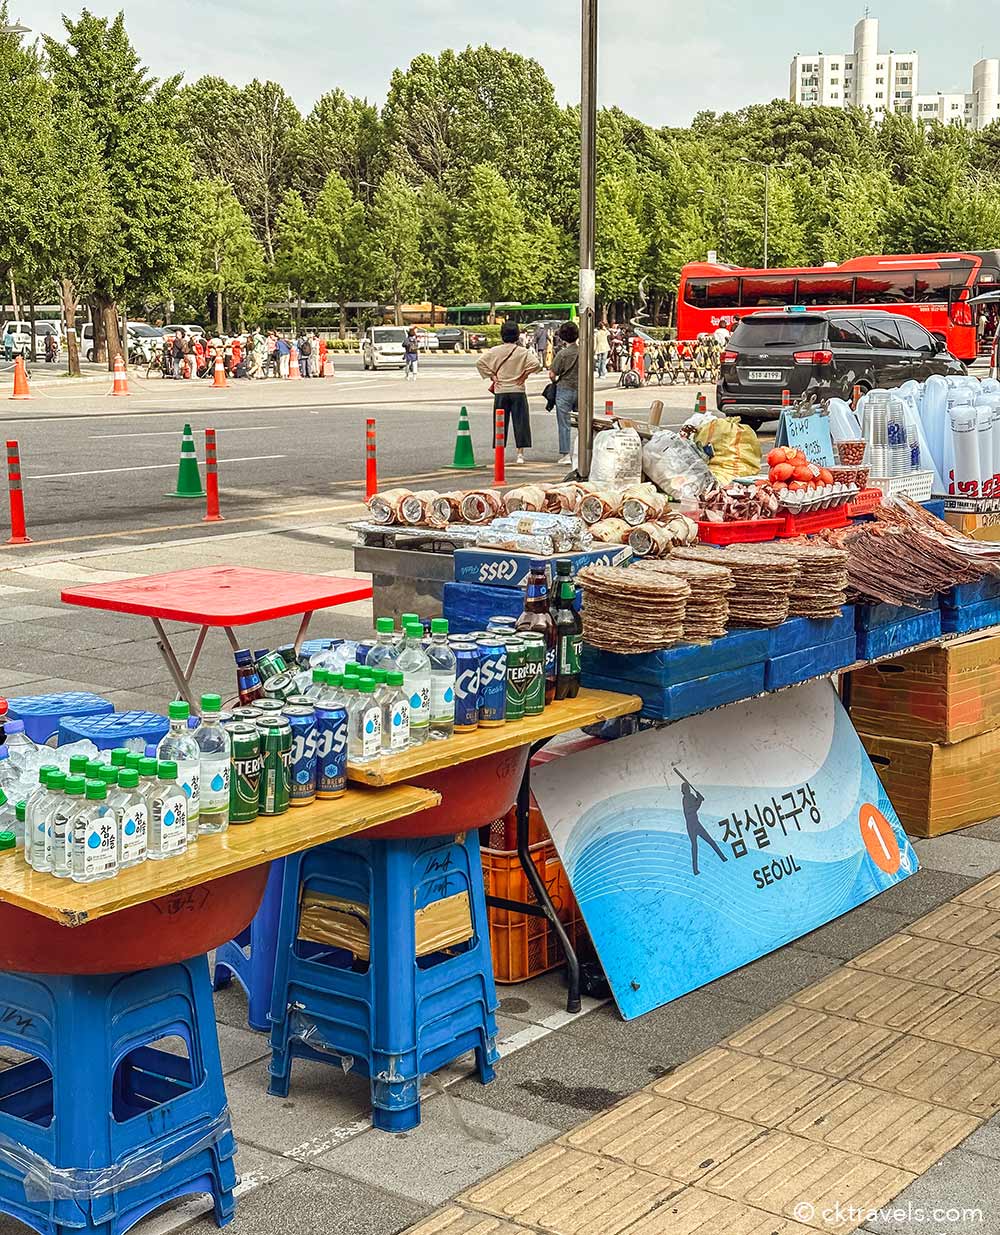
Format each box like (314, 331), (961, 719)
(255, 699), (286, 716)
(228, 724), (262, 824)
(315, 705), (348, 798)
(259, 720), (292, 815)
(504, 636), (527, 722)
(476, 638), (507, 727)
(285, 703), (318, 806)
(452, 642), (481, 732)
(520, 633), (546, 716)
(262, 671), (298, 702)
(355, 639), (378, 665)
(285, 694), (314, 708)
(256, 650), (288, 681)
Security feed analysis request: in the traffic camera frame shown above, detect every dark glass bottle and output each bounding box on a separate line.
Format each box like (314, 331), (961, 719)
(555, 580), (582, 700)
(234, 649), (263, 705)
(550, 559), (573, 623)
(516, 560), (557, 704)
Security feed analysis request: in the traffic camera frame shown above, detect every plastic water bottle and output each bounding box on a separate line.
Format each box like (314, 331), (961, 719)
(0, 747), (12, 791)
(157, 701), (201, 839)
(14, 802), (25, 850)
(349, 680), (382, 764)
(137, 756), (160, 820)
(27, 766), (62, 872)
(147, 761), (188, 861)
(427, 618), (456, 739)
(305, 668), (327, 701)
(381, 671), (411, 754)
(195, 694), (230, 835)
(3, 720), (38, 776)
(0, 786), (15, 835)
(367, 617), (401, 674)
(116, 768), (148, 868)
(51, 774), (84, 879)
(70, 780), (119, 884)
(398, 621), (431, 745)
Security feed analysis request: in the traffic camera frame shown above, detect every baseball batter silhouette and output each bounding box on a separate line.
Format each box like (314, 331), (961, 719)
(677, 771), (728, 877)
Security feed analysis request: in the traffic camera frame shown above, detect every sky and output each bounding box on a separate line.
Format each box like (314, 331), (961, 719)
(19, 1), (1000, 127)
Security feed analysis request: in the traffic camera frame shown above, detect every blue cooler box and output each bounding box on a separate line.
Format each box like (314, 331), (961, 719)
(8, 691), (114, 745)
(453, 544), (632, 590)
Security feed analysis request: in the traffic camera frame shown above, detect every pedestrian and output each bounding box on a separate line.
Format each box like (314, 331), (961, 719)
(44, 331), (57, 364)
(593, 322), (609, 377)
(549, 321), (579, 465)
(265, 329), (277, 377)
(250, 331), (266, 379)
(297, 331), (312, 377)
(309, 331), (321, 377)
(477, 320), (541, 466)
(403, 326), (419, 380)
(712, 319), (732, 349)
(170, 329), (184, 379)
(2, 326), (13, 361)
(533, 321), (549, 367)
(276, 331), (291, 378)
(318, 334), (329, 377)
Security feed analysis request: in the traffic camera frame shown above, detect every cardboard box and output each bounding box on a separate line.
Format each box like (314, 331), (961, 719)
(944, 510), (1000, 541)
(298, 890), (472, 960)
(850, 632), (1000, 744)
(860, 727), (1000, 837)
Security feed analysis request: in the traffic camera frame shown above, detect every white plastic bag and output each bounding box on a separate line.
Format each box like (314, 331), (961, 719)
(589, 427), (643, 488)
(641, 429), (714, 502)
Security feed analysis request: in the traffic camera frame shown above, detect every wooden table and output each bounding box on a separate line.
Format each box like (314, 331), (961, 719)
(0, 784), (438, 928)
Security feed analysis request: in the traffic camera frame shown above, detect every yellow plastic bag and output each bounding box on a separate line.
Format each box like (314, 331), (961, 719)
(696, 416), (761, 483)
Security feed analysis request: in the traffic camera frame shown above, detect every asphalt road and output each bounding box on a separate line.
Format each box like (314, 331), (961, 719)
(0, 356), (715, 557)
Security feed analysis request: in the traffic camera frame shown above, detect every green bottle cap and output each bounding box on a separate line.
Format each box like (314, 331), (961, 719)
(85, 761), (105, 780)
(85, 780), (107, 801)
(157, 761), (178, 780)
(15, 802), (26, 822)
(360, 680), (376, 694)
(39, 763), (59, 782)
(138, 757), (158, 778)
(431, 618), (449, 634)
(69, 755), (90, 774)
(64, 775), (86, 796)
(201, 693), (222, 713)
(376, 617), (395, 634)
(372, 668), (387, 684)
(48, 771), (67, 792)
(344, 662), (360, 676)
(96, 767), (118, 786)
(125, 752), (143, 770)
(401, 613), (419, 626)
(118, 769), (140, 789)
(312, 668), (325, 683)
(168, 701), (190, 721)
(109, 748), (129, 768)
(388, 671), (404, 687)
(404, 622), (423, 637)
(0, 832), (14, 852)
(357, 665), (374, 679)
(328, 673), (343, 688)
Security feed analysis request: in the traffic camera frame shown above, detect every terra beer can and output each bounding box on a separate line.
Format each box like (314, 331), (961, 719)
(520, 633), (546, 716)
(228, 724), (262, 824)
(262, 671), (299, 702)
(256, 650), (288, 681)
(259, 719), (292, 815)
(504, 636), (526, 722)
(315, 705), (348, 799)
(476, 638), (507, 727)
(452, 641), (480, 732)
(285, 703), (318, 807)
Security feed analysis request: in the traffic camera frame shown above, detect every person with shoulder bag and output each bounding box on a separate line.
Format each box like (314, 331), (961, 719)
(476, 320), (541, 465)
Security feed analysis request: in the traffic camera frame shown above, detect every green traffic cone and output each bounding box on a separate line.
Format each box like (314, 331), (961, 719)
(166, 422), (206, 498)
(450, 405), (477, 470)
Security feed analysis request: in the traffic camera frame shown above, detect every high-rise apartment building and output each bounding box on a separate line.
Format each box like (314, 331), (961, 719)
(789, 17), (1000, 130)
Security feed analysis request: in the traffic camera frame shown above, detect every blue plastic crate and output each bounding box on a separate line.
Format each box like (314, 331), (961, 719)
(6, 691), (113, 745)
(940, 597), (1000, 635)
(58, 709), (170, 751)
(454, 544), (631, 590)
(854, 598), (938, 630)
(940, 577), (1000, 610)
(766, 608), (856, 658)
(583, 661), (766, 721)
(581, 627), (772, 689)
(855, 609), (942, 660)
(300, 638), (338, 659)
(923, 499), (946, 519)
(765, 635), (858, 691)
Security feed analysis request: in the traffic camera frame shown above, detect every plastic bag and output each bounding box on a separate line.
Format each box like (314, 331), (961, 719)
(825, 397), (863, 443)
(695, 416), (761, 482)
(589, 428), (643, 487)
(642, 429), (715, 502)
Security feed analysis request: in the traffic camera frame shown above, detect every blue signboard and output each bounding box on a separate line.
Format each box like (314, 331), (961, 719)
(776, 409), (836, 466)
(531, 681), (918, 1019)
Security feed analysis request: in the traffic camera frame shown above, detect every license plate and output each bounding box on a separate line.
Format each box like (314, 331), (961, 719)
(749, 369), (781, 381)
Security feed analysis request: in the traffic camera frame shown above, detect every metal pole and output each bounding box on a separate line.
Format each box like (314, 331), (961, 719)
(577, 0), (598, 478)
(763, 165), (769, 270)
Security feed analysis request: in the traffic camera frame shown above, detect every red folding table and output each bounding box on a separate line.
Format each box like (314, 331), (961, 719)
(61, 566), (373, 707)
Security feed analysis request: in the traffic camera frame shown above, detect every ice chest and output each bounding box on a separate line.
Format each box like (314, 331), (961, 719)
(453, 544), (631, 590)
(764, 635), (857, 691)
(582, 662), (766, 721)
(849, 632), (1000, 744)
(860, 726), (1000, 837)
(581, 627), (771, 689)
(443, 580), (581, 636)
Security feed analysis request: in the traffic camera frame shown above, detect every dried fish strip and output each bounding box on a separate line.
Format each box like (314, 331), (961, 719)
(577, 564), (690, 652)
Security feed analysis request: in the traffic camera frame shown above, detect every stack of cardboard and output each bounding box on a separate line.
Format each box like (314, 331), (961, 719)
(851, 632), (1000, 836)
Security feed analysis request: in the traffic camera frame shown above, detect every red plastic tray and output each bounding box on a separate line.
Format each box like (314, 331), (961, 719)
(697, 518), (783, 545)
(777, 505), (849, 538)
(846, 488), (884, 518)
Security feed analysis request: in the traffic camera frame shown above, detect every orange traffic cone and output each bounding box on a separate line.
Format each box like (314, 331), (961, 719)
(111, 354), (130, 396)
(212, 355), (228, 388)
(288, 345), (302, 380)
(9, 356), (30, 400)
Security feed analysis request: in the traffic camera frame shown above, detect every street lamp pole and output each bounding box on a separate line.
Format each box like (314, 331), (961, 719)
(577, 0), (598, 478)
(763, 164), (769, 270)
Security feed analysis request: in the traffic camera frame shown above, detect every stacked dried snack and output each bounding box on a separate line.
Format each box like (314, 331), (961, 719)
(577, 564), (690, 652)
(673, 544), (799, 628)
(765, 541), (849, 618)
(636, 558), (733, 640)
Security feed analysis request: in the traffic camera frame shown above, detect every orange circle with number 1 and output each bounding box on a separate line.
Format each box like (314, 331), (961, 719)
(859, 804), (902, 875)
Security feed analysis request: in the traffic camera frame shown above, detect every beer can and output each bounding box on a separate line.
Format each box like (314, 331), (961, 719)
(355, 639), (378, 665)
(285, 694), (314, 708)
(520, 633), (546, 716)
(262, 671), (298, 702)
(255, 699), (286, 716)
(276, 643), (299, 669)
(285, 703), (318, 807)
(476, 638), (507, 727)
(487, 617), (517, 634)
(504, 636), (527, 722)
(259, 720), (292, 815)
(231, 706), (263, 724)
(229, 724), (262, 824)
(452, 642), (481, 732)
(217, 711), (235, 727)
(315, 705), (348, 799)
(256, 651), (288, 681)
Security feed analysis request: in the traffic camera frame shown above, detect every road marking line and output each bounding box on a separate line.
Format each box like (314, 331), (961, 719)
(27, 455), (284, 479)
(88, 426), (277, 439)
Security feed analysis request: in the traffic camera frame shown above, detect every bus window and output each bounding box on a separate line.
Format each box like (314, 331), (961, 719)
(740, 275), (795, 307)
(915, 269), (967, 302)
(683, 279), (709, 306)
(704, 277), (739, 307)
(855, 273), (915, 303)
(795, 274), (854, 305)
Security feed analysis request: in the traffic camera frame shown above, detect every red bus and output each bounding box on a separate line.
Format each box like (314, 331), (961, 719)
(677, 251), (1000, 363)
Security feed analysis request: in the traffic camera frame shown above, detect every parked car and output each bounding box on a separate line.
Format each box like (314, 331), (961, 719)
(361, 326), (407, 370)
(717, 308), (967, 427)
(435, 326), (464, 352)
(414, 329), (439, 352)
(0, 319), (61, 354)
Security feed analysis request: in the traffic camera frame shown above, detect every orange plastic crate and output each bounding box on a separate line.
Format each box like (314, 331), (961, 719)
(482, 842), (586, 983)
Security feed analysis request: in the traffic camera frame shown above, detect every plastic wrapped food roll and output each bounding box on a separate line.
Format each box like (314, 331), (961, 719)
(431, 492), (465, 524)
(400, 490), (439, 525)
(460, 490), (504, 523)
(476, 528), (556, 555)
(588, 517), (632, 544)
(580, 491), (624, 525)
(367, 488), (413, 525)
(503, 485), (547, 512)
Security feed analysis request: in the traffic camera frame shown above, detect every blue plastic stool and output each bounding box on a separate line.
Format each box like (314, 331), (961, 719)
(268, 831), (499, 1131)
(0, 955), (236, 1235)
(299, 638), (336, 661)
(213, 860), (285, 1033)
(58, 711), (169, 753)
(7, 693), (114, 746)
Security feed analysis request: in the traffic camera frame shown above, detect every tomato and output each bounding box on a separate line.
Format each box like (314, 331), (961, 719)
(792, 465), (814, 482)
(782, 447), (799, 462)
(770, 463), (795, 482)
(767, 448), (786, 467)
(788, 481), (808, 491)
(818, 468), (834, 485)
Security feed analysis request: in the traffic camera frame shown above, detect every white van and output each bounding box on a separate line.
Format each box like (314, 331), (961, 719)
(1, 319), (61, 353)
(361, 326), (407, 370)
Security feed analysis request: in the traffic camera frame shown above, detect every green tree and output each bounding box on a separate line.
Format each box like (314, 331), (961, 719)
(273, 190), (321, 323)
(180, 178), (264, 332)
(451, 164), (528, 316)
(298, 89), (384, 201)
(176, 76), (241, 181)
(313, 172), (368, 335)
(366, 172), (423, 324)
(595, 174), (645, 306)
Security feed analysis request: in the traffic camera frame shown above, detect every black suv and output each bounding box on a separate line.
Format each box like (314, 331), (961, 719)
(717, 309), (966, 426)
